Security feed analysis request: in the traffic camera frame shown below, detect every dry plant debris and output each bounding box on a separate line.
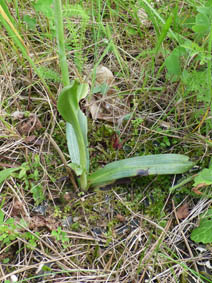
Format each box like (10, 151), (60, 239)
(88, 65), (130, 123)
(176, 202), (190, 220)
(16, 114), (43, 136)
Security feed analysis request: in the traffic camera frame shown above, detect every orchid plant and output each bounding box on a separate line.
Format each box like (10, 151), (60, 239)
(54, 0), (194, 191)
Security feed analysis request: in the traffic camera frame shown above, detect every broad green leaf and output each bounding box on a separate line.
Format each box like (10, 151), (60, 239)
(191, 219), (212, 243)
(66, 119), (89, 172)
(33, 0), (53, 18)
(0, 167), (21, 185)
(57, 81), (89, 125)
(192, 6), (212, 37)
(88, 154), (194, 188)
(165, 47), (186, 81)
(66, 122), (80, 166)
(194, 167), (212, 186)
(58, 81), (89, 173)
(191, 209), (212, 244)
(78, 111), (89, 171)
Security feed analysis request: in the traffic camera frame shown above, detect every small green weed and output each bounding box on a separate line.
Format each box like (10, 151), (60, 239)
(191, 208), (212, 244)
(0, 210), (39, 249)
(164, 1), (212, 131)
(0, 211), (18, 247)
(64, 4), (89, 73)
(15, 155), (45, 205)
(0, 156), (45, 206)
(53, 206), (62, 218)
(190, 160), (212, 243)
(51, 226), (69, 249)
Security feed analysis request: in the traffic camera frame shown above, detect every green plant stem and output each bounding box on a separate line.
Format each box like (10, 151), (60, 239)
(169, 175), (196, 193)
(53, 0), (70, 87)
(53, 0), (87, 189)
(71, 115), (88, 189)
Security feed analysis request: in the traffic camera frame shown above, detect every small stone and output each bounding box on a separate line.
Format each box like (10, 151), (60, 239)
(95, 65), (114, 86)
(62, 216), (73, 228)
(11, 111), (24, 120)
(10, 275), (18, 282)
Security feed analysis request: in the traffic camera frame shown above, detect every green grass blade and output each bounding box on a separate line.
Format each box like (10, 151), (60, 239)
(138, 0), (185, 44)
(0, 167), (21, 185)
(0, 3), (56, 105)
(152, 13), (173, 74)
(0, 0), (16, 25)
(88, 154), (194, 188)
(154, 14), (173, 55)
